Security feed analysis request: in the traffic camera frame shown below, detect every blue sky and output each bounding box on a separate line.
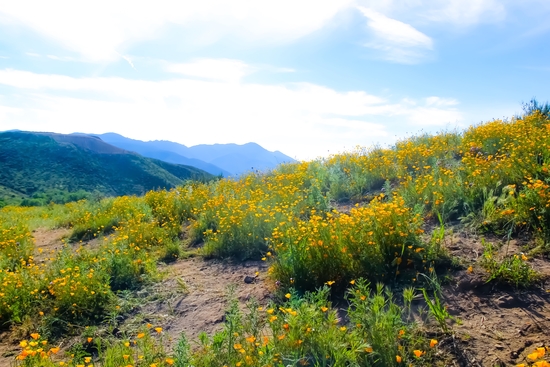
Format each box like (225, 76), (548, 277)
(0, 1), (549, 160)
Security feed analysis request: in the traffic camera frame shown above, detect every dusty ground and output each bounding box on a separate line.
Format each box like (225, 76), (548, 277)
(115, 256), (273, 350)
(439, 230), (550, 367)
(1, 226), (549, 367)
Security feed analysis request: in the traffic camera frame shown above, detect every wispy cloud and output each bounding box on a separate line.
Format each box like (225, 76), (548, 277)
(166, 58), (254, 83)
(357, 7), (433, 63)
(0, 0), (354, 62)
(120, 54), (136, 70)
(421, 0), (505, 26)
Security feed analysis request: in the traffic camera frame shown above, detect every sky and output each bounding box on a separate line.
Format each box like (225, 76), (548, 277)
(0, 1), (549, 160)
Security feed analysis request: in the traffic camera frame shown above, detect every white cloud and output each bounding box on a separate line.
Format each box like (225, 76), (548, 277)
(358, 0), (507, 26)
(166, 58), (254, 83)
(358, 7), (433, 63)
(0, 67), (463, 159)
(0, 0), (354, 62)
(421, 0), (505, 26)
(358, 7), (432, 48)
(426, 96), (459, 107)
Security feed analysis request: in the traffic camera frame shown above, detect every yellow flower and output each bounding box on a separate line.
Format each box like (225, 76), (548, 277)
(350, 280), (355, 285)
(340, 326), (346, 331)
(365, 347), (373, 353)
(528, 352), (539, 361)
(165, 358), (174, 365)
(155, 327), (163, 334)
(124, 342), (130, 347)
(430, 339), (438, 348)
(123, 355), (130, 360)
(285, 293), (291, 299)
(84, 357), (91, 363)
(326, 281), (335, 286)
(321, 306), (328, 312)
(233, 343), (243, 350)
(536, 347), (546, 358)
(20, 340), (28, 348)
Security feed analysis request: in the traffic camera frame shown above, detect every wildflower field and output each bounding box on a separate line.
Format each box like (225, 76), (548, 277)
(1, 109), (550, 366)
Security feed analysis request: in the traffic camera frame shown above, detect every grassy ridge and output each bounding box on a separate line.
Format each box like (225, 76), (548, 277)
(1, 110), (550, 366)
(0, 131), (214, 205)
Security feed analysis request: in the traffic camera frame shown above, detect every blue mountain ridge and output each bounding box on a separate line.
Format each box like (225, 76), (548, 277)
(94, 133), (296, 176)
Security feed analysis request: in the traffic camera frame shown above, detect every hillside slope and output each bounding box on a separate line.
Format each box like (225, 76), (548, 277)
(0, 131), (213, 202)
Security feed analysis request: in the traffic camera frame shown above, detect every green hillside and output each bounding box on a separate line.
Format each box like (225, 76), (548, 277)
(0, 131), (213, 205)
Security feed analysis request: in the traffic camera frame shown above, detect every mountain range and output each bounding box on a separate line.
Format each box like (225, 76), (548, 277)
(95, 133), (296, 176)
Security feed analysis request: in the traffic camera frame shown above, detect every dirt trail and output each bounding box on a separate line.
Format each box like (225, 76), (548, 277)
(117, 256), (273, 350)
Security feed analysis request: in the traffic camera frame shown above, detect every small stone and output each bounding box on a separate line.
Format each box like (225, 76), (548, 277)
(244, 275), (255, 284)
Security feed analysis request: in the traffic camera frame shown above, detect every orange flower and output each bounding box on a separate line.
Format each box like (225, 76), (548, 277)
(165, 358), (174, 365)
(49, 347), (60, 354)
(87, 337), (93, 343)
(430, 339), (438, 348)
(365, 347), (373, 353)
(155, 327), (163, 334)
(137, 333), (145, 339)
(321, 306), (328, 312)
(30, 333), (40, 340)
(528, 352), (539, 361)
(396, 355), (402, 363)
(413, 350), (424, 358)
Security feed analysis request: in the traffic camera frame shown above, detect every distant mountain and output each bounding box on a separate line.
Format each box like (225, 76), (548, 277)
(0, 131), (213, 204)
(96, 133), (230, 177)
(95, 133), (296, 176)
(189, 142), (296, 174)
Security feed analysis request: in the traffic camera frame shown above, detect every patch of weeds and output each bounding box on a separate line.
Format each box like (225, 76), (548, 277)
(159, 240), (181, 263)
(480, 239), (539, 288)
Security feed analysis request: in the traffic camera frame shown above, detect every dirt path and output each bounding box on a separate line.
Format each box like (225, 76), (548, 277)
(116, 256), (273, 350)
